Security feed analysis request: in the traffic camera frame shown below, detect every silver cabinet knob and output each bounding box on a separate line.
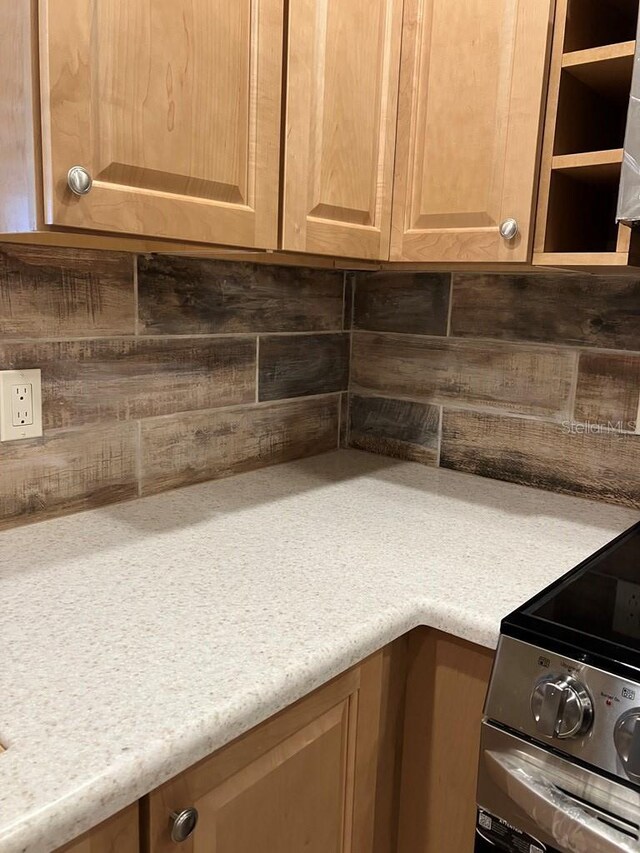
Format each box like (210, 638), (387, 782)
(67, 166), (93, 195)
(614, 710), (640, 781)
(499, 218), (519, 240)
(170, 807), (198, 843)
(531, 675), (593, 739)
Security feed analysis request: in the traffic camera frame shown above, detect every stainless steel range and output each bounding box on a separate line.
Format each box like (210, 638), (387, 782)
(476, 521), (640, 853)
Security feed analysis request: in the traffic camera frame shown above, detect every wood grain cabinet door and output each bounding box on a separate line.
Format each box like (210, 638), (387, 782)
(55, 803), (139, 853)
(146, 654), (386, 853)
(38, 0), (284, 248)
(390, 0), (554, 263)
(281, 0), (403, 260)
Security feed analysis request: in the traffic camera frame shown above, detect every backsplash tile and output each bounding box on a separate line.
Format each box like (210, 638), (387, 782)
(1, 241), (638, 527)
(258, 333), (349, 401)
(138, 256), (344, 335)
(351, 332), (575, 418)
(0, 244), (134, 338)
(451, 274), (640, 350)
(575, 352), (640, 430)
(0, 422), (138, 530)
(350, 394), (439, 465)
(0, 337), (256, 430)
(353, 272), (450, 335)
(140, 396), (340, 496)
(440, 409), (640, 509)
(348, 271), (640, 509)
(0, 247), (345, 528)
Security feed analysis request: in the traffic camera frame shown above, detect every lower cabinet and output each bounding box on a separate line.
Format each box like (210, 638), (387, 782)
(55, 803), (139, 853)
(145, 647), (400, 853)
(54, 631), (493, 853)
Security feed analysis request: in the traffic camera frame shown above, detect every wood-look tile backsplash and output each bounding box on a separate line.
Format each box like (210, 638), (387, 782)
(2, 242), (638, 529)
(348, 272), (640, 509)
(0, 245), (348, 529)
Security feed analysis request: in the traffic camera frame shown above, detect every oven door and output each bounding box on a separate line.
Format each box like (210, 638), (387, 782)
(476, 722), (640, 853)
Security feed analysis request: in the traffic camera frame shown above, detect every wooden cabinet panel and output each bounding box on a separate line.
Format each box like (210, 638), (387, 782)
(397, 629), (494, 853)
(146, 652), (388, 852)
(282, 0), (403, 260)
(55, 803), (139, 853)
(39, 0), (283, 248)
(390, 0), (553, 263)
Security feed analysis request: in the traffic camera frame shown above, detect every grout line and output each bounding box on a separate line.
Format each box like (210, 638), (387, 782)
(566, 348), (581, 422)
(636, 392), (640, 435)
(436, 405), (444, 467)
(133, 255), (139, 336)
(0, 330), (349, 344)
(336, 392), (342, 449)
(255, 336), (260, 403)
(445, 273), (454, 337)
(136, 419), (143, 497)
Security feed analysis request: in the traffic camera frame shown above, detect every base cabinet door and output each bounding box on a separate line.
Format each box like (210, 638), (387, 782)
(282, 0), (403, 260)
(146, 653), (387, 852)
(55, 804), (139, 853)
(390, 0), (553, 263)
(38, 0), (284, 248)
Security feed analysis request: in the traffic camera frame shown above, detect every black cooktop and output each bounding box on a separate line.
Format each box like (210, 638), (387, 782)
(503, 521), (640, 681)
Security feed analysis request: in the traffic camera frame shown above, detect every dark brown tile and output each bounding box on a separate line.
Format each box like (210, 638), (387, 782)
(349, 394), (440, 465)
(451, 273), (640, 350)
(0, 337), (256, 430)
(575, 352), (640, 431)
(0, 422), (138, 529)
(138, 256), (344, 335)
(140, 396), (340, 495)
(353, 272), (450, 335)
(0, 243), (134, 338)
(351, 332), (575, 418)
(441, 409), (640, 508)
(258, 334), (349, 401)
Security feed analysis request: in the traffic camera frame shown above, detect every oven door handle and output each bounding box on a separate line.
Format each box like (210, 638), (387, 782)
(485, 750), (639, 853)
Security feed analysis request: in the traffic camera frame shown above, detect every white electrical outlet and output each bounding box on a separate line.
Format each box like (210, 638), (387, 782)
(0, 369), (43, 441)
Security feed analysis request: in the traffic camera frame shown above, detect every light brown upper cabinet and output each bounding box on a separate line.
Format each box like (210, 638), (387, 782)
(390, 0), (554, 263)
(8, 0), (284, 248)
(281, 0), (404, 260)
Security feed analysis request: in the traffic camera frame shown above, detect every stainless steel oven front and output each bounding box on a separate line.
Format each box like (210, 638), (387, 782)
(475, 722), (640, 853)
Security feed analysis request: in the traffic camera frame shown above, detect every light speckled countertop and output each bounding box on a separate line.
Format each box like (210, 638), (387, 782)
(1, 450), (637, 852)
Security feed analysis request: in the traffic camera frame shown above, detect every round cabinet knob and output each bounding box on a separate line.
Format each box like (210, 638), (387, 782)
(531, 675), (593, 740)
(170, 807), (199, 843)
(499, 218), (519, 240)
(67, 166), (93, 196)
(614, 710), (640, 781)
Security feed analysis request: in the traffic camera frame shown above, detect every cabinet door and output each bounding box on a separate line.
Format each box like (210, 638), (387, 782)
(146, 654), (385, 852)
(282, 0), (403, 260)
(38, 0), (283, 248)
(390, 0), (553, 263)
(55, 803), (139, 853)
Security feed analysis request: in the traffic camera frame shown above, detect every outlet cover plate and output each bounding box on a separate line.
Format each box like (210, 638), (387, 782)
(0, 369), (43, 441)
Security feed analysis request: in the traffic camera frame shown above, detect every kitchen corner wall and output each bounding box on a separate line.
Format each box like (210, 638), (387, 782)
(0, 245), (349, 530)
(347, 271), (640, 509)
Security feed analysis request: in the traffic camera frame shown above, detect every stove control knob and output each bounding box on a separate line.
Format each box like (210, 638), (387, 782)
(531, 675), (593, 739)
(614, 710), (640, 781)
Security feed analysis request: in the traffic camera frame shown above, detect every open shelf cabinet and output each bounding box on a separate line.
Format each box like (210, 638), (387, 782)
(534, 0), (640, 269)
